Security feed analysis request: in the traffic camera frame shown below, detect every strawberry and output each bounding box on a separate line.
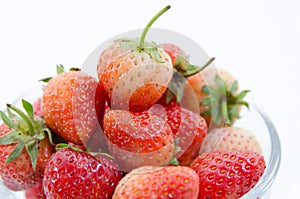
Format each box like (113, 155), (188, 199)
(159, 43), (187, 66)
(83, 101), (110, 153)
(42, 66), (105, 145)
(43, 147), (122, 199)
(150, 101), (207, 166)
(98, 6), (173, 112)
(181, 68), (250, 128)
(103, 109), (175, 172)
(190, 150), (266, 199)
(0, 100), (54, 191)
(113, 166), (199, 199)
(97, 40), (128, 76)
(190, 68), (238, 108)
(33, 97), (43, 117)
(25, 182), (46, 199)
(200, 126), (262, 155)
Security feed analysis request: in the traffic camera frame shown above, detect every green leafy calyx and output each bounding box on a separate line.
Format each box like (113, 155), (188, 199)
(168, 138), (181, 166)
(118, 5), (171, 63)
(39, 64), (80, 83)
(0, 99), (53, 169)
(56, 143), (115, 159)
(201, 75), (250, 126)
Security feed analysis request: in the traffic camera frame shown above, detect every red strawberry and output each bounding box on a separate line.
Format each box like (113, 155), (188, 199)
(113, 166), (199, 199)
(42, 68), (105, 145)
(103, 109), (175, 172)
(200, 126), (262, 155)
(190, 150), (266, 199)
(159, 43), (187, 66)
(150, 101), (207, 166)
(0, 100), (55, 191)
(97, 40), (128, 76)
(0, 132), (53, 191)
(43, 147), (122, 199)
(33, 97), (43, 117)
(98, 6), (173, 112)
(25, 182), (46, 199)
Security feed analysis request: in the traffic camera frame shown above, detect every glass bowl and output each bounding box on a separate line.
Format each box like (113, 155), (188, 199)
(0, 88), (282, 199)
(234, 104), (281, 198)
(0, 29), (281, 198)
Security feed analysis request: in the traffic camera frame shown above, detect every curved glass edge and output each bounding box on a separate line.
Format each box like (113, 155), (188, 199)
(242, 107), (282, 199)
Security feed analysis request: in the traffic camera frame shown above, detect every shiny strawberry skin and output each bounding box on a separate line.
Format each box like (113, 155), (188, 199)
(33, 97), (43, 117)
(42, 71), (105, 145)
(25, 182), (46, 199)
(98, 41), (173, 112)
(43, 148), (123, 199)
(159, 43), (186, 66)
(103, 109), (174, 172)
(200, 126), (262, 155)
(97, 40), (127, 75)
(151, 101), (207, 166)
(190, 150), (266, 199)
(0, 124), (54, 191)
(113, 166), (199, 199)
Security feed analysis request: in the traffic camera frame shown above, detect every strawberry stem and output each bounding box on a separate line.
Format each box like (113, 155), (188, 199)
(55, 143), (84, 152)
(89, 152), (115, 160)
(168, 157), (179, 166)
(7, 104), (35, 136)
(182, 57), (216, 77)
(221, 100), (230, 126)
(139, 5), (171, 49)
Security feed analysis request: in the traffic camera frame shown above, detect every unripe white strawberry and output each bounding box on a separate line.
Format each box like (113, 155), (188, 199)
(199, 126), (262, 155)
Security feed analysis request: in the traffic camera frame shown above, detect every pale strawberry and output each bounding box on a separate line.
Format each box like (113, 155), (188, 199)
(182, 68), (249, 128)
(200, 126), (262, 155)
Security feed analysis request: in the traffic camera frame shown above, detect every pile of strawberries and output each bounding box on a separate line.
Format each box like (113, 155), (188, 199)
(0, 5), (266, 199)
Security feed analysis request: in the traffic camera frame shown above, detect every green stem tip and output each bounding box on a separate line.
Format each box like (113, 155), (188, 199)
(139, 5), (171, 48)
(7, 104), (35, 136)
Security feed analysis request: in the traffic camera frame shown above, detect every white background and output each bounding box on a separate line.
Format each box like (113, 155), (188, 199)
(0, 0), (299, 198)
